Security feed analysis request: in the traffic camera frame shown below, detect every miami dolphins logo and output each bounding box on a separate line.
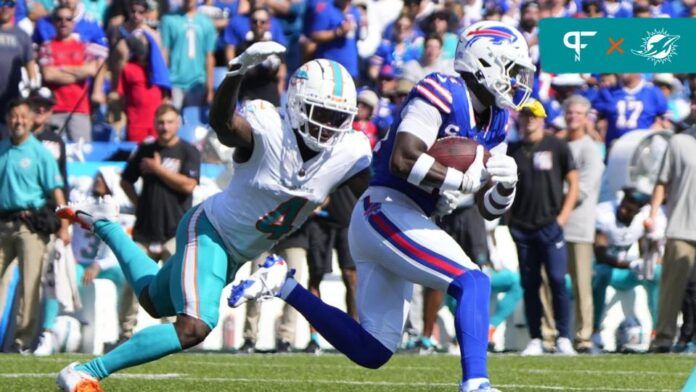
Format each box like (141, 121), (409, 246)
(631, 29), (679, 65)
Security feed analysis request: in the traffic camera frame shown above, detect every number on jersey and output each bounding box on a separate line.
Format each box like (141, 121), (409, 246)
(256, 197), (308, 240)
(616, 99), (643, 129)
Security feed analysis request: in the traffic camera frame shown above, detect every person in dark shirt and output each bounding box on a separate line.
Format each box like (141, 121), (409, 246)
(28, 87), (67, 195)
(507, 99), (579, 355)
(120, 103), (201, 262)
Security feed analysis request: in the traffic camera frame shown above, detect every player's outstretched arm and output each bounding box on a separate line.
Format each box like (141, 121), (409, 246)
(209, 42), (287, 154)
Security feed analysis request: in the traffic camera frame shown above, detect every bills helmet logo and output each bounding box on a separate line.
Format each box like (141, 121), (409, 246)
(465, 26), (518, 48)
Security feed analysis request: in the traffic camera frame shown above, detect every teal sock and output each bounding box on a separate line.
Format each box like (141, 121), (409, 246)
(76, 323), (182, 379)
(42, 298), (60, 330)
(310, 332), (320, 343)
(94, 220), (160, 297)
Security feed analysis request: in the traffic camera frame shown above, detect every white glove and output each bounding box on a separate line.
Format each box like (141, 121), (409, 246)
(433, 190), (467, 217)
(486, 154), (518, 189)
(228, 41), (287, 76)
(628, 259), (643, 277)
(460, 145), (488, 193)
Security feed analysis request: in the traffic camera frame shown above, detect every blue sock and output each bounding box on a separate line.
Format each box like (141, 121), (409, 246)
(447, 269), (491, 382)
(285, 284), (392, 369)
(76, 323), (182, 379)
(94, 220), (159, 297)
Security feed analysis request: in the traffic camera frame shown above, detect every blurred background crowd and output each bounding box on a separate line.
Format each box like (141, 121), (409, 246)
(0, 0), (696, 357)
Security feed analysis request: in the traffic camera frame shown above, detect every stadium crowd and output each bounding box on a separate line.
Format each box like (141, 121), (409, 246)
(0, 0), (696, 358)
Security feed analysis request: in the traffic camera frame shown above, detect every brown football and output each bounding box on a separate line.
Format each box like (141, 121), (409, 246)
(427, 137), (490, 172)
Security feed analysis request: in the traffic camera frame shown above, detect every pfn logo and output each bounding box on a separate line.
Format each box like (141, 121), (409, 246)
(563, 31), (597, 62)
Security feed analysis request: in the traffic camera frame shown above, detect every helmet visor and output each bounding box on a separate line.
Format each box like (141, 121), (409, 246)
(508, 63), (534, 109)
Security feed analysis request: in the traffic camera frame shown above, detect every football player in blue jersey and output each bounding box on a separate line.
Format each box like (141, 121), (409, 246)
(232, 20), (535, 392)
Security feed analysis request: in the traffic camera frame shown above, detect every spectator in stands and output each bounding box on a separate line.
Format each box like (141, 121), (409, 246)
(237, 6), (287, 106)
(115, 32), (167, 142)
(223, 0), (286, 61)
(543, 74), (589, 133)
(241, 228), (309, 353)
(305, 186), (359, 354)
(372, 64), (397, 137)
(581, 0), (603, 17)
(0, 0), (37, 137)
(307, 0), (361, 80)
(0, 99), (68, 353)
(369, 15), (422, 82)
(28, 88), (67, 195)
(120, 104), (200, 269)
(648, 121), (696, 353)
(507, 99), (579, 356)
(352, 88), (379, 148)
(423, 9), (456, 60)
(594, 73), (668, 149)
(593, 188), (665, 351)
(39, 5), (103, 142)
(33, 0), (108, 46)
(653, 73), (689, 127)
(381, 0), (429, 40)
(160, 0), (217, 108)
(393, 77), (414, 108)
(560, 95), (604, 353)
(401, 34), (455, 84)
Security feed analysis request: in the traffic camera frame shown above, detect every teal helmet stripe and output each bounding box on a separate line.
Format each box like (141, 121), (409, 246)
(330, 61), (343, 97)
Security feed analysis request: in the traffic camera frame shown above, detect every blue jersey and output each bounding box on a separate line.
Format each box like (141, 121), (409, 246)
(370, 73), (509, 216)
(594, 82), (667, 148)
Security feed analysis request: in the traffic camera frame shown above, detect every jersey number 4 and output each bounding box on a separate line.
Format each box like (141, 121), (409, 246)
(256, 197), (308, 240)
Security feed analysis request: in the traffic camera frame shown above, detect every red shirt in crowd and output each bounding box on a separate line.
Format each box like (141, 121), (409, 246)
(353, 120), (379, 149)
(117, 61), (163, 142)
(39, 38), (92, 115)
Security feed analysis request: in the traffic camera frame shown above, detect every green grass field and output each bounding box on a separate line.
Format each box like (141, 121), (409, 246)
(0, 352), (692, 391)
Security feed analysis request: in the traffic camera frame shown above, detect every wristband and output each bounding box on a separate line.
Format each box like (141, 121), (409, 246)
(406, 153), (435, 186)
(441, 167), (464, 192)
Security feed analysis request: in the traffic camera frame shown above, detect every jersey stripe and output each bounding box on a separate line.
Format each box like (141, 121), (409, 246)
(330, 60), (343, 97)
(416, 85), (451, 113)
(182, 205), (204, 319)
(422, 77), (453, 103)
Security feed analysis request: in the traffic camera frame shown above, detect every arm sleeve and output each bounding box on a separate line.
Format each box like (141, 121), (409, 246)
(559, 140), (577, 176)
(120, 147), (142, 184)
(395, 97), (442, 148)
(160, 16), (172, 51)
(204, 17), (216, 53)
(39, 152), (64, 192)
(181, 145), (202, 182)
(21, 30), (34, 62)
(657, 141), (672, 184)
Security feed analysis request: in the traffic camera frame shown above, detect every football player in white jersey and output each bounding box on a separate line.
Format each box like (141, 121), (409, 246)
(593, 187), (666, 345)
(54, 41), (372, 391)
(232, 21), (534, 392)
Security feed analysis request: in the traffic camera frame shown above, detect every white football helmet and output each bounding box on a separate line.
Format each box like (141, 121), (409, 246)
(286, 59), (357, 151)
(454, 21), (535, 111)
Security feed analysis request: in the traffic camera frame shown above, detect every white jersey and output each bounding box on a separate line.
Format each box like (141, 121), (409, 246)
(71, 224), (119, 270)
(203, 100), (372, 262)
(595, 200), (666, 262)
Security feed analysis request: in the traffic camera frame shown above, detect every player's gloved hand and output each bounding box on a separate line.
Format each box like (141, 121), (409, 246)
(228, 41), (286, 76)
(486, 154), (518, 189)
(433, 190), (466, 217)
(460, 145), (488, 193)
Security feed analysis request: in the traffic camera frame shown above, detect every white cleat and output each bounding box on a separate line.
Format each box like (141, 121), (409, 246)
(556, 337), (578, 356)
(56, 362), (103, 392)
(521, 338), (545, 356)
(33, 330), (56, 356)
(228, 254), (292, 308)
(460, 381), (501, 392)
(56, 196), (119, 231)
